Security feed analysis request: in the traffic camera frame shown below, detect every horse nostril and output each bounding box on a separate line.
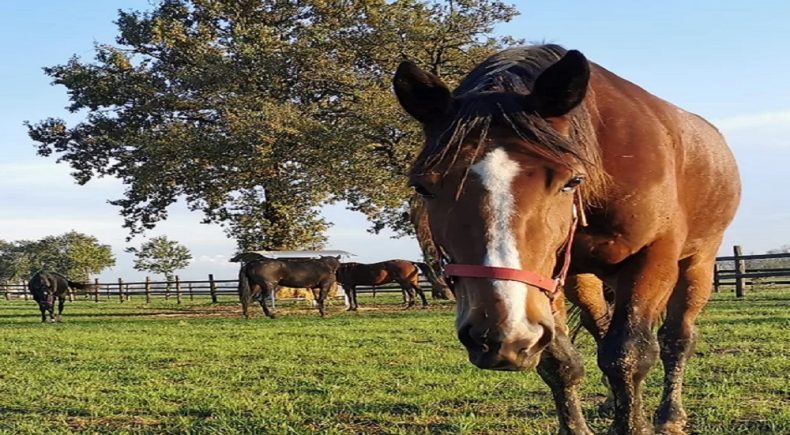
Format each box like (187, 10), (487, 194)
(458, 323), (492, 353)
(458, 324), (476, 349)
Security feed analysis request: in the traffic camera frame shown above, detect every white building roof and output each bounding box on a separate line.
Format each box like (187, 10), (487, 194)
(230, 250), (355, 262)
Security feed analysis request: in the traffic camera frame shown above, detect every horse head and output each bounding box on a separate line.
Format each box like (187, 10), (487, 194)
(319, 255), (342, 273)
(395, 50), (590, 370)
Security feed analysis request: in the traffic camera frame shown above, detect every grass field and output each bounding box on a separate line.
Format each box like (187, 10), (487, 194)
(0, 288), (787, 434)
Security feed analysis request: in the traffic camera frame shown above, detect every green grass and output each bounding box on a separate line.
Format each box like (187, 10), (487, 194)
(0, 289), (787, 434)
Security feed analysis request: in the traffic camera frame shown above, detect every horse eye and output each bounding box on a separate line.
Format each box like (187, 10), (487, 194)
(561, 176), (584, 192)
(410, 183), (434, 198)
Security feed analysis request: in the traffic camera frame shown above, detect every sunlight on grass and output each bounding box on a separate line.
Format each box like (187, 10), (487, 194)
(0, 290), (787, 433)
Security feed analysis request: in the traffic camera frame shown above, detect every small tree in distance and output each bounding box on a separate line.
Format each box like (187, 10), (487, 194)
(126, 236), (192, 289)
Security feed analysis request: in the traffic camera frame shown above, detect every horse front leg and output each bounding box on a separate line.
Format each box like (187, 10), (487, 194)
(537, 294), (593, 435)
(260, 283), (276, 319)
(565, 273), (615, 413)
(316, 283), (332, 317)
(56, 296), (65, 322)
(599, 239), (680, 435)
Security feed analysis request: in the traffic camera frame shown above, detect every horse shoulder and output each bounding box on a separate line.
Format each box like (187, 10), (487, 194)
(577, 66), (715, 265)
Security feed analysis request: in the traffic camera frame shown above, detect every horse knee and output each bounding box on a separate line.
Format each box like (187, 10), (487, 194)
(599, 326), (659, 383)
(539, 336), (585, 386)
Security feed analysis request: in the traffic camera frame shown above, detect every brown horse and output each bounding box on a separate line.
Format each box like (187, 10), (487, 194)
(394, 45), (739, 434)
(336, 260), (429, 310)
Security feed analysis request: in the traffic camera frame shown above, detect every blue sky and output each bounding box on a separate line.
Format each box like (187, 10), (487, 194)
(1, 1), (788, 280)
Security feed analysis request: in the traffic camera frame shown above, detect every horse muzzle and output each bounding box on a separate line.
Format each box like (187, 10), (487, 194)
(457, 321), (552, 371)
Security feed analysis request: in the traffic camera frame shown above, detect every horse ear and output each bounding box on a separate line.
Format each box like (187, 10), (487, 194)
(528, 50), (590, 118)
(393, 61), (453, 124)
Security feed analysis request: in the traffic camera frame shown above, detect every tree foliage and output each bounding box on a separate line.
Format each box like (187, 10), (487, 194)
(0, 232), (116, 282)
(27, 0), (520, 252)
(125, 236), (192, 280)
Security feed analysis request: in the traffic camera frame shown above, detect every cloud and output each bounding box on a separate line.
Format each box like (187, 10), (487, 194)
(714, 110), (790, 152)
(0, 161), (122, 189)
(714, 110), (790, 131)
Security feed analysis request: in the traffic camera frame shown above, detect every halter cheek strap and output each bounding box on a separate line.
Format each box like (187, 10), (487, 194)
(437, 197), (581, 301)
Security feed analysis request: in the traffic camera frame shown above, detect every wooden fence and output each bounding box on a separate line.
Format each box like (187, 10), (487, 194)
(714, 245), (790, 297)
(0, 275), (431, 303)
(2, 245), (786, 301)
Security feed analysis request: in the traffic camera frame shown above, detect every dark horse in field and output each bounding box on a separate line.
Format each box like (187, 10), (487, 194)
(394, 44), (739, 434)
(28, 271), (94, 322)
(336, 260), (430, 310)
(237, 256), (341, 318)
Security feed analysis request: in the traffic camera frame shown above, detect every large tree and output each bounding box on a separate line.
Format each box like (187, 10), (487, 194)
(27, 0), (519, 256)
(0, 232), (115, 282)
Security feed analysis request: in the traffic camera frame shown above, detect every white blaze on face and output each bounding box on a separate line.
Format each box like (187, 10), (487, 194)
(470, 147), (532, 335)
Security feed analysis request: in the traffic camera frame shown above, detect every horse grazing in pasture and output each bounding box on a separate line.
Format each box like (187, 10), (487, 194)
(336, 260), (429, 310)
(28, 271), (95, 322)
(394, 44), (740, 434)
(237, 256), (341, 318)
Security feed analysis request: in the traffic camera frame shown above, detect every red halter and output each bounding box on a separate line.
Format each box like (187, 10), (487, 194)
(438, 198), (581, 301)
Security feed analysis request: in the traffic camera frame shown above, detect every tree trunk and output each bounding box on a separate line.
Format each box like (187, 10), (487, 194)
(410, 195), (453, 300)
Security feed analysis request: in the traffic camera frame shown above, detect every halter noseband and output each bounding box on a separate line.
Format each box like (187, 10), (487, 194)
(438, 195), (583, 302)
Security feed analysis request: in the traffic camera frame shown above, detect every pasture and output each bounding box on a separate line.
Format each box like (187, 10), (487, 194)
(0, 289), (787, 434)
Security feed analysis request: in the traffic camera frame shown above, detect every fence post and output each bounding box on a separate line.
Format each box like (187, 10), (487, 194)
(165, 277), (170, 300)
(175, 275), (182, 305)
(188, 282), (194, 300)
(118, 278), (124, 302)
(209, 274), (218, 303)
(733, 245), (746, 298)
(713, 264), (720, 293)
(94, 278), (100, 302)
(145, 276), (151, 304)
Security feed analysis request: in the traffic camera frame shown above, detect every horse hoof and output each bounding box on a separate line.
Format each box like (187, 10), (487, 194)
(655, 407), (688, 435)
(655, 422), (687, 435)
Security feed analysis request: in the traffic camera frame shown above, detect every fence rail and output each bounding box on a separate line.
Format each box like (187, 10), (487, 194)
(0, 275), (430, 302)
(713, 245), (790, 297)
(2, 245), (785, 302)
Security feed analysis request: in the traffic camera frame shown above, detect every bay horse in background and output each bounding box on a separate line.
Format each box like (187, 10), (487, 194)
(394, 44), (739, 434)
(237, 256), (341, 318)
(336, 260), (429, 310)
(28, 271), (95, 322)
